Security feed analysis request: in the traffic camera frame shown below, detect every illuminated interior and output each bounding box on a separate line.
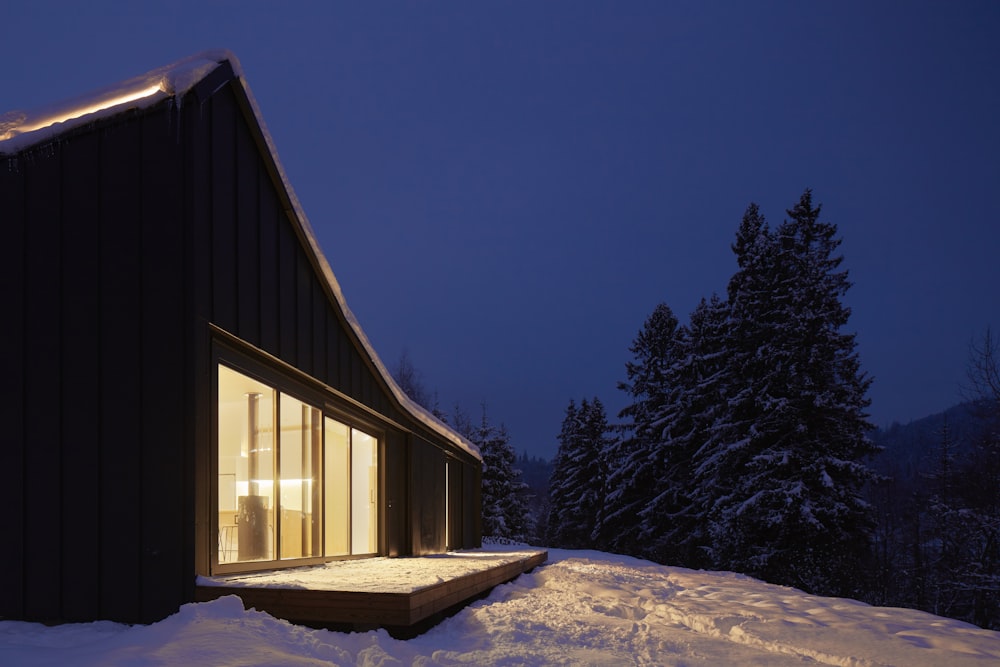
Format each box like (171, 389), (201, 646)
(217, 364), (379, 567)
(279, 393), (321, 559)
(324, 418), (350, 556)
(351, 430), (378, 555)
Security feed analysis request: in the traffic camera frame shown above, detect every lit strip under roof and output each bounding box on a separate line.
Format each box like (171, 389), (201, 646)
(0, 82), (166, 143)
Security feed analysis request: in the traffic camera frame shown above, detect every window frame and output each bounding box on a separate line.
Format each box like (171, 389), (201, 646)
(210, 334), (386, 576)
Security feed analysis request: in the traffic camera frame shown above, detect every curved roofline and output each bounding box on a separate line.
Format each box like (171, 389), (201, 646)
(0, 50), (481, 461)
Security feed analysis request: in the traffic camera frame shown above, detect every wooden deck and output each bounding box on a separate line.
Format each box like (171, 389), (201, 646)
(195, 549), (547, 635)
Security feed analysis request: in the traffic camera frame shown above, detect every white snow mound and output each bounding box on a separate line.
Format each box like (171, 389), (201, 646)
(3, 548), (999, 666)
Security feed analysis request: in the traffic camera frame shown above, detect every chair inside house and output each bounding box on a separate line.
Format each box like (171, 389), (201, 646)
(218, 511), (238, 563)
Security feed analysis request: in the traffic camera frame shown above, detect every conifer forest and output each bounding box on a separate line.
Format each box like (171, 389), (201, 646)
(544, 190), (1000, 630)
(398, 190), (1000, 631)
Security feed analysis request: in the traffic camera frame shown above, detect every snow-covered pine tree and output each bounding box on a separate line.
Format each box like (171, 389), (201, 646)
(548, 399), (581, 547)
(696, 201), (775, 568)
(547, 398), (611, 549)
(639, 294), (730, 567)
(704, 191), (878, 597)
(472, 406), (530, 543)
(593, 303), (680, 556)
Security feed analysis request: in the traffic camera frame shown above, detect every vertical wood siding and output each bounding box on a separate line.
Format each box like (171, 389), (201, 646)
(3, 108), (192, 623)
(410, 437), (447, 555)
(138, 109), (188, 621)
(59, 129), (102, 621)
(22, 142), (64, 620)
(447, 459), (464, 549)
(383, 431), (409, 557)
(0, 156), (25, 620)
(1, 73), (481, 624)
(97, 118), (145, 622)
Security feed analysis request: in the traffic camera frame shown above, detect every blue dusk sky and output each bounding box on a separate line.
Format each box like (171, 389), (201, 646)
(4, 2), (999, 459)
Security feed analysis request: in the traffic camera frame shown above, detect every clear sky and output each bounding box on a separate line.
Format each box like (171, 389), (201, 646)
(5, 2), (999, 460)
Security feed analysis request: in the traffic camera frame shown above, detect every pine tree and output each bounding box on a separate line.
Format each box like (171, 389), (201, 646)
(472, 405), (530, 542)
(640, 294), (730, 567)
(548, 398), (611, 549)
(691, 203), (773, 570)
(548, 400), (580, 547)
(703, 191), (878, 596)
(593, 304), (680, 556)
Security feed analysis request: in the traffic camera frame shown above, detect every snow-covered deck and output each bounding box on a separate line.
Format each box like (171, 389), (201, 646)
(194, 548), (547, 634)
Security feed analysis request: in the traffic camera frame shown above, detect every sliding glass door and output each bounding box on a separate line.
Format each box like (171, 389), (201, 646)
(216, 363), (379, 568)
(279, 394), (321, 559)
(218, 365), (275, 563)
(351, 429), (378, 555)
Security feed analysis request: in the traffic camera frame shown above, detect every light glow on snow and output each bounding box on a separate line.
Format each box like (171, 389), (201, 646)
(0, 83), (163, 141)
(198, 547), (546, 593)
(3, 547), (999, 666)
(0, 51), (224, 154)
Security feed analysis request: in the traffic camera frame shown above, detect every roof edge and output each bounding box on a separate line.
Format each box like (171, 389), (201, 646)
(226, 63), (482, 461)
(0, 50), (481, 461)
(0, 50), (234, 155)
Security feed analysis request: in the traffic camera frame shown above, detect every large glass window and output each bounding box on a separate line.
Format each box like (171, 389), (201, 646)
(217, 364), (379, 568)
(324, 418), (350, 556)
(279, 394), (322, 559)
(218, 365), (275, 563)
(351, 429), (379, 555)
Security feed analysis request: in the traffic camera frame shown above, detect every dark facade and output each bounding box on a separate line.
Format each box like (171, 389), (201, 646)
(0, 55), (481, 625)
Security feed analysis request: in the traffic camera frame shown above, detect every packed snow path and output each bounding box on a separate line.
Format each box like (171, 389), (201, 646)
(2, 548), (999, 666)
(411, 551), (1000, 666)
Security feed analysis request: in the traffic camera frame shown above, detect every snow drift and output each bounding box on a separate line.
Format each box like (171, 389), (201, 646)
(2, 548), (998, 666)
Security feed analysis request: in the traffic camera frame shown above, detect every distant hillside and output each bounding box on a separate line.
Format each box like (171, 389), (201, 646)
(870, 402), (981, 482)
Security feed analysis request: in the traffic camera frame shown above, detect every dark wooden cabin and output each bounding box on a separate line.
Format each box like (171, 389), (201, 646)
(0, 51), (482, 625)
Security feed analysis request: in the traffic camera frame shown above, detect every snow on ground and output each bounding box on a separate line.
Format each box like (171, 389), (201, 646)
(3, 548), (1000, 666)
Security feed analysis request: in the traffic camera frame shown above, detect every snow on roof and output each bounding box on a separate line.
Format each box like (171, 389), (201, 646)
(0, 50), (227, 154)
(0, 50), (480, 460)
